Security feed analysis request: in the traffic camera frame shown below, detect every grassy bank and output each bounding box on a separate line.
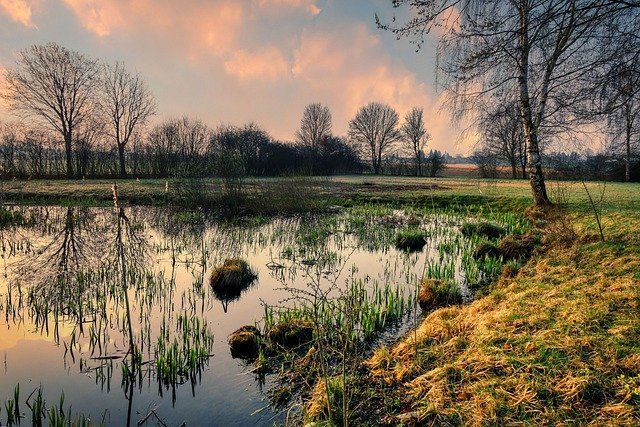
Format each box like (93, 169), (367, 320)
(303, 192), (640, 424)
(1, 176), (638, 216)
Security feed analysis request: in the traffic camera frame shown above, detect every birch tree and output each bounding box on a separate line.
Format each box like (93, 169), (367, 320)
(378, 0), (638, 205)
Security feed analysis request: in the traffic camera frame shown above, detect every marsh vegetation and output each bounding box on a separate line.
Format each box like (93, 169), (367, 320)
(0, 196), (529, 425)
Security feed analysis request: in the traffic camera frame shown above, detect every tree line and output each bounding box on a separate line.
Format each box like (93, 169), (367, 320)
(0, 43), (446, 180)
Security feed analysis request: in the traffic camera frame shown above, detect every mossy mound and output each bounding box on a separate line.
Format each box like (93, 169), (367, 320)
(228, 325), (261, 359)
(394, 229), (429, 251)
(497, 232), (541, 261)
(267, 320), (314, 348)
(461, 221), (507, 239)
(418, 279), (463, 311)
(472, 242), (503, 260)
(210, 258), (257, 300)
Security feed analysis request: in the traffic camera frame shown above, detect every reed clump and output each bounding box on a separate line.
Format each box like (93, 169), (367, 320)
(394, 229), (429, 251)
(418, 279), (462, 311)
(266, 320), (314, 349)
(209, 258), (257, 299)
(461, 221), (507, 239)
(228, 325), (262, 359)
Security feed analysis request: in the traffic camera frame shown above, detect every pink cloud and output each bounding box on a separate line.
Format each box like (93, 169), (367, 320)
(225, 47), (290, 82)
(287, 23), (473, 153)
(61, 0), (244, 57)
(0, 0), (34, 27)
(256, 0), (320, 15)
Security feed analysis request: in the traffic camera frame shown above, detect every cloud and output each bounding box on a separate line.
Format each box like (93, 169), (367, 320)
(225, 47), (290, 82)
(61, 0), (244, 57)
(0, 0), (34, 27)
(289, 23), (462, 151)
(256, 0), (321, 15)
(2, 0), (469, 154)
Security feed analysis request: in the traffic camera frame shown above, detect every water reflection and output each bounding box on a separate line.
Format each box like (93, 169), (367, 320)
(0, 206), (483, 425)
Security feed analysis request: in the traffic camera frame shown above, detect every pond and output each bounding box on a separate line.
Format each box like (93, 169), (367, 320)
(0, 205), (524, 425)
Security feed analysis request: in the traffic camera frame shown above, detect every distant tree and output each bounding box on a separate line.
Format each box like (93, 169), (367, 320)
(426, 149), (447, 177)
(2, 43), (99, 178)
(472, 148), (500, 179)
(102, 61), (156, 177)
(479, 101), (526, 179)
(602, 59), (640, 182)
(401, 107), (430, 176)
(297, 103), (332, 150)
(348, 102), (402, 174)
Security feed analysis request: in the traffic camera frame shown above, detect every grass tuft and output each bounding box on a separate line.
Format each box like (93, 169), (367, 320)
(394, 229), (429, 251)
(461, 221), (507, 239)
(209, 258), (257, 299)
(418, 279), (463, 311)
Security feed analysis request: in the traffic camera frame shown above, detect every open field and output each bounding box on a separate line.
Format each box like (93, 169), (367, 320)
(2, 175), (638, 214)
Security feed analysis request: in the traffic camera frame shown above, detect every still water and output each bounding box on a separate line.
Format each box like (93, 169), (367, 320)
(0, 206), (477, 426)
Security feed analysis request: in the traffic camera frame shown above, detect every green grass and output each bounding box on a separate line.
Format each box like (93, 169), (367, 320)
(394, 228), (429, 251)
(2, 176), (638, 218)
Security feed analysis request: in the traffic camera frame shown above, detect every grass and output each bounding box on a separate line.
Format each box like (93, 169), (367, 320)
(1, 175), (639, 424)
(2, 176), (638, 216)
(417, 279), (463, 311)
(461, 221), (507, 239)
(394, 229), (429, 251)
(209, 258), (257, 299)
(327, 206), (640, 425)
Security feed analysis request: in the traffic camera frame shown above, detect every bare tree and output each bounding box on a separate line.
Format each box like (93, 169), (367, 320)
(479, 101), (527, 179)
(348, 102), (402, 174)
(102, 61), (156, 177)
(599, 36), (640, 182)
(378, 0), (638, 205)
(2, 43), (99, 178)
(297, 103), (332, 150)
(401, 107), (430, 176)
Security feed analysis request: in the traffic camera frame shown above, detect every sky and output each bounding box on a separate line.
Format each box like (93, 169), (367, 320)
(0, 0), (473, 155)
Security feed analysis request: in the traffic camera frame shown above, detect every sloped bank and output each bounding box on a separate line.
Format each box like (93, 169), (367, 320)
(304, 210), (640, 425)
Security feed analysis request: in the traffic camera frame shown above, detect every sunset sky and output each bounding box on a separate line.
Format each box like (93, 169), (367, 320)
(0, 0), (473, 154)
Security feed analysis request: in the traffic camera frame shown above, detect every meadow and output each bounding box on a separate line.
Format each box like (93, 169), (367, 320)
(0, 175), (638, 425)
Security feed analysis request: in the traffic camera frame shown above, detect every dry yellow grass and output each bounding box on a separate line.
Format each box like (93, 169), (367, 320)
(336, 210), (640, 425)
